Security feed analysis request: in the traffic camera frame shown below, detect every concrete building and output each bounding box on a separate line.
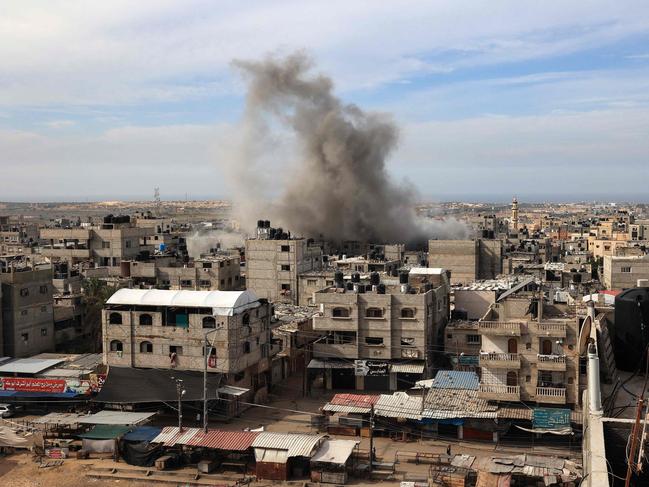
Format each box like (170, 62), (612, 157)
(602, 254), (649, 289)
(298, 270), (335, 307)
(0, 216), (39, 255)
(40, 215), (155, 271)
(102, 288), (273, 399)
(309, 268), (450, 391)
(428, 239), (503, 285)
(0, 258), (54, 357)
(245, 221), (323, 304)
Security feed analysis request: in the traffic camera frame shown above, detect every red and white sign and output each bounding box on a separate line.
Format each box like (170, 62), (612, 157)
(0, 377), (66, 393)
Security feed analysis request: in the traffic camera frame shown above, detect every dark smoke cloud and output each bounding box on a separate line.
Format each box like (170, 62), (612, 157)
(227, 52), (469, 244)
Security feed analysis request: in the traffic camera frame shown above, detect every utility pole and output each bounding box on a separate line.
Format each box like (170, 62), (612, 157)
(203, 327), (220, 432)
(173, 377), (185, 431)
(625, 398), (645, 487)
(369, 405), (375, 473)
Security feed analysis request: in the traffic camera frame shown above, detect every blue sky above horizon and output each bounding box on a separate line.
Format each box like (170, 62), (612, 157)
(1, 1), (649, 202)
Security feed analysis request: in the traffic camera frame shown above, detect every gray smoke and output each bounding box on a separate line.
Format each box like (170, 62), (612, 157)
(226, 52), (469, 244)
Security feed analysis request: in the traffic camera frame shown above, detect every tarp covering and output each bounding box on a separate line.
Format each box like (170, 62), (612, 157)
(82, 438), (115, 454)
(120, 441), (164, 467)
(514, 425), (573, 435)
(310, 439), (358, 465)
(476, 471), (511, 487)
(123, 426), (162, 442)
(93, 367), (221, 404)
(79, 424), (132, 439)
(255, 448), (289, 464)
(0, 426), (32, 449)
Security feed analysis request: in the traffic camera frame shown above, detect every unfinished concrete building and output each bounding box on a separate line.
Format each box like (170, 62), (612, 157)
(309, 268), (450, 391)
(602, 254), (649, 289)
(0, 258), (54, 357)
(428, 239), (503, 285)
(0, 216), (39, 255)
(102, 288), (273, 402)
(245, 221), (323, 304)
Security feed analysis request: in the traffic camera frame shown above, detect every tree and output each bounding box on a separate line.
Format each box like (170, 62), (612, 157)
(82, 278), (122, 352)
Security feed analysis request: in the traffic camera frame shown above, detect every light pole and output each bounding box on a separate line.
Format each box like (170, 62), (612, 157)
(203, 326), (221, 432)
(171, 377), (185, 431)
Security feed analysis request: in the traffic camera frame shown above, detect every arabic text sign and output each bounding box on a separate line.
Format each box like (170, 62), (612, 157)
(533, 408), (571, 429)
(0, 377), (66, 393)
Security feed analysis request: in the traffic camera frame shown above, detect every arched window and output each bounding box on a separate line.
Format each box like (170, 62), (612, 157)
(140, 341), (153, 353)
(202, 316), (216, 328)
(110, 340), (123, 352)
(506, 371), (518, 387)
(366, 307), (383, 318)
(242, 313), (250, 325)
(401, 308), (415, 318)
(109, 312), (123, 325)
(139, 314), (152, 326)
(332, 307), (350, 318)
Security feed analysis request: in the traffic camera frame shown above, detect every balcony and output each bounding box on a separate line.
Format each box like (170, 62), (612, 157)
(479, 352), (520, 369)
(313, 341), (358, 359)
(537, 354), (567, 371)
(478, 321), (521, 336)
(478, 383), (520, 401)
(535, 322), (567, 338)
(536, 386), (566, 404)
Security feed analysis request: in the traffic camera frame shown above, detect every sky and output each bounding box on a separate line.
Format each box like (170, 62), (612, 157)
(1, 1), (649, 202)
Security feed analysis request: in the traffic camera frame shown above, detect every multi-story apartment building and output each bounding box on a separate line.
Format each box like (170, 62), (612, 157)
(102, 288), (273, 396)
(0, 216), (39, 255)
(40, 215), (154, 270)
(310, 268), (450, 391)
(124, 254), (242, 291)
(464, 290), (579, 407)
(0, 258), (54, 357)
(602, 254), (649, 289)
(245, 221), (323, 304)
(428, 239), (503, 285)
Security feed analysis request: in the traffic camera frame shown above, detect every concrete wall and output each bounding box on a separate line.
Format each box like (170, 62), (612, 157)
(602, 254), (649, 289)
(428, 240), (478, 285)
(454, 290), (497, 320)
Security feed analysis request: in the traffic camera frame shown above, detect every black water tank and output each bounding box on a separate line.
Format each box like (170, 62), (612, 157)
(257, 220), (264, 228)
(377, 283), (386, 294)
(614, 287), (649, 370)
(264, 220), (270, 228)
(334, 271), (344, 288)
(346, 282), (354, 291)
(399, 272), (409, 284)
(351, 272), (361, 283)
(370, 272), (380, 286)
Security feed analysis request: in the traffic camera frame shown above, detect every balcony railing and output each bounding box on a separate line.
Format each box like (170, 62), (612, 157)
(479, 352), (520, 368)
(478, 383), (520, 401)
(538, 354), (566, 364)
(535, 322), (567, 337)
(478, 321), (522, 336)
(536, 386), (566, 404)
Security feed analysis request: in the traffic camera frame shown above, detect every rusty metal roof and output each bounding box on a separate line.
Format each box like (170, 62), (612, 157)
(152, 426), (201, 446)
(252, 432), (324, 457)
(151, 427), (260, 450)
(329, 393), (379, 408)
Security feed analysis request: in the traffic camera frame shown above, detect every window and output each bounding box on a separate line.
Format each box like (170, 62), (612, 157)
(281, 245), (290, 252)
(365, 337), (384, 345)
(401, 308), (415, 319)
(180, 279), (193, 287)
(140, 341), (153, 353)
(243, 341), (251, 354)
(21, 333), (29, 342)
(110, 340), (123, 352)
(169, 345), (183, 355)
(125, 240), (132, 248)
(621, 266), (632, 273)
(199, 279), (211, 287)
(466, 334), (481, 345)
(332, 307), (350, 318)
(307, 279), (318, 286)
(139, 314), (152, 326)
(220, 279), (225, 285)
(219, 261), (224, 268)
(228, 277), (232, 285)
(102, 241), (111, 248)
(281, 264), (290, 271)
(20, 288), (29, 297)
(41, 328), (48, 336)
(202, 262), (212, 269)
(401, 337), (415, 346)
(40, 285), (48, 294)
(203, 316), (216, 328)
(526, 375), (531, 383)
(281, 283), (291, 290)
(242, 313), (250, 325)
(366, 307), (383, 318)
(447, 333), (453, 339)
(109, 312), (123, 325)
(325, 280), (334, 286)
(526, 342), (532, 350)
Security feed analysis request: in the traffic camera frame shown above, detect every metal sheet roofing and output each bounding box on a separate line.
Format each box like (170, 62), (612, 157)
(329, 393), (379, 408)
(423, 388), (497, 419)
(310, 439), (359, 465)
(409, 267), (444, 275)
(78, 410), (155, 426)
(307, 359), (354, 369)
(151, 427), (259, 450)
(123, 426), (162, 442)
(217, 385), (249, 397)
(31, 412), (88, 426)
(252, 433), (324, 458)
(432, 370), (479, 391)
(0, 358), (64, 374)
(374, 392), (423, 420)
(322, 404), (371, 414)
(78, 424), (132, 439)
(106, 288), (260, 316)
(390, 363), (425, 374)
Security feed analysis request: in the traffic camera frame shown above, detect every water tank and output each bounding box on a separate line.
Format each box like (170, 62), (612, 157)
(351, 272), (361, 283)
(264, 220), (271, 228)
(257, 220), (264, 228)
(334, 271), (344, 288)
(346, 282), (354, 291)
(370, 272), (380, 286)
(377, 283), (386, 294)
(399, 271), (409, 284)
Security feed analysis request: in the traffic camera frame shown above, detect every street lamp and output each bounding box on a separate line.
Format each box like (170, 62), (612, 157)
(203, 326), (221, 432)
(171, 377), (185, 431)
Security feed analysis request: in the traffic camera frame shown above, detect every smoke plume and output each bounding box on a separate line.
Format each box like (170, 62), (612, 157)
(225, 52), (469, 244)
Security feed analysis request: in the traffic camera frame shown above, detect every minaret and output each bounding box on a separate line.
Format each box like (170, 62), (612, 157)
(511, 196), (519, 231)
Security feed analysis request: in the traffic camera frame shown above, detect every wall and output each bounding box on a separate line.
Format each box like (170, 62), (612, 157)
(428, 240), (478, 285)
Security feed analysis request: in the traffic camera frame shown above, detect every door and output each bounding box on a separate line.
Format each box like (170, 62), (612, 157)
(507, 338), (518, 354)
(506, 371), (518, 387)
(542, 339), (553, 355)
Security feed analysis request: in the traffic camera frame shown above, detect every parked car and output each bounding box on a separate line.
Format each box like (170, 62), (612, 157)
(0, 403), (16, 418)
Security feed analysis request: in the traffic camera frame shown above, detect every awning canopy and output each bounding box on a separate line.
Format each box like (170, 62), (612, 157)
(78, 424), (132, 440)
(311, 439), (358, 465)
(123, 426), (162, 442)
(78, 410), (156, 426)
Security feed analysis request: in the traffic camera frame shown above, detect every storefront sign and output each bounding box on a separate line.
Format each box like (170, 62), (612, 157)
(354, 360), (389, 376)
(533, 408), (571, 429)
(0, 377), (66, 393)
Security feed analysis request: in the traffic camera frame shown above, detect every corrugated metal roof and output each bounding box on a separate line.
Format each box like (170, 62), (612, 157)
(152, 426), (200, 446)
(307, 359), (354, 369)
(409, 267), (444, 275)
(423, 388), (498, 419)
(497, 407), (533, 420)
(311, 439), (359, 465)
(31, 412), (87, 425)
(329, 393), (379, 408)
(390, 363), (425, 374)
(432, 370), (479, 390)
(252, 433), (324, 458)
(79, 424), (132, 439)
(106, 289), (260, 316)
(217, 385), (249, 397)
(374, 392), (423, 420)
(187, 430), (260, 450)
(0, 358), (64, 374)
(322, 404), (371, 414)
(78, 410), (155, 426)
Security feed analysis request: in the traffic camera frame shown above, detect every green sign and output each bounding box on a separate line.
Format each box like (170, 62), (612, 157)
(458, 355), (479, 366)
(533, 408), (571, 429)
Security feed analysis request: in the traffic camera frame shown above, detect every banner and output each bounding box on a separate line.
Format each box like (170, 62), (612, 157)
(532, 408), (571, 429)
(0, 377), (66, 393)
(354, 360), (389, 376)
